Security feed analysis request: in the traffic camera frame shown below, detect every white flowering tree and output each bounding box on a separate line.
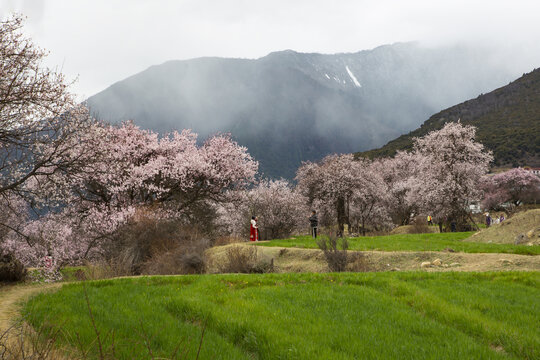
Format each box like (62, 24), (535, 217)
(481, 168), (540, 211)
(410, 122), (492, 230)
(217, 179), (308, 240)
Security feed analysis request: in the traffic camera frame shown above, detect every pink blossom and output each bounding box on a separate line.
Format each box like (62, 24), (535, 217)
(410, 122), (492, 227)
(481, 168), (540, 210)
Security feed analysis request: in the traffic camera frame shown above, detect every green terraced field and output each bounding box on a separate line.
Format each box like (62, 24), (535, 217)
(256, 232), (540, 255)
(24, 272), (540, 359)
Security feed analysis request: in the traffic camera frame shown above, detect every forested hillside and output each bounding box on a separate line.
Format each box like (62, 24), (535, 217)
(357, 68), (540, 167)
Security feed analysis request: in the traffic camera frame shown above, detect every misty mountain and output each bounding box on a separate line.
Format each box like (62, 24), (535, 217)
(87, 42), (523, 178)
(356, 68), (540, 167)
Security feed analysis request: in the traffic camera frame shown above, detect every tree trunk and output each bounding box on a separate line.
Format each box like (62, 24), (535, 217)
(346, 197), (351, 235)
(438, 222), (443, 233)
(337, 196), (345, 237)
(362, 217), (366, 236)
(464, 212), (479, 231)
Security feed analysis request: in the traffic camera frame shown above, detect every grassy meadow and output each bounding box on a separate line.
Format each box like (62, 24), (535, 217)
(24, 272), (539, 359)
(257, 232), (540, 255)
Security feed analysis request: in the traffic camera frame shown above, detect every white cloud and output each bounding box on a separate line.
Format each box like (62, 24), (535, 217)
(2, 0), (540, 97)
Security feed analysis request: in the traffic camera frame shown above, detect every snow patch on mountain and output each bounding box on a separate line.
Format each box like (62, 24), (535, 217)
(346, 65), (361, 87)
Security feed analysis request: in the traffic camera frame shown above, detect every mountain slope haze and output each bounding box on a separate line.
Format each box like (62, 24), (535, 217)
(88, 43), (524, 178)
(357, 68), (540, 167)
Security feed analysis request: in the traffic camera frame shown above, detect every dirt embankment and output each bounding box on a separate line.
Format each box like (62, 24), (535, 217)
(206, 243), (540, 273)
(468, 209), (540, 245)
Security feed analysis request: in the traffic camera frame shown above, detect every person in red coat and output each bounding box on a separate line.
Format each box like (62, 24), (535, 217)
(250, 216), (259, 241)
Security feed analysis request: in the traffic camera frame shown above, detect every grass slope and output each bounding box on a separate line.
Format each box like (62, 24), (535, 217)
(469, 209), (540, 244)
(257, 232), (540, 255)
(24, 272), (539, 359)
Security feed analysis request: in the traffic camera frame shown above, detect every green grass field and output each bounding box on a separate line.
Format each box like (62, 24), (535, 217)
(257, 232), (540, 255)
(24, 272), (539, 359)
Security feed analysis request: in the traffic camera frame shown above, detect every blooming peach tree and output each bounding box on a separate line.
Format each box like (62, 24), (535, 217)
(0, 15), (102, 268)
(296, 154), (389, 235)
(371, 151), (421, 226)
(410, 122), (492, 230)
(296, 154), (360, 235)
(217, 179), (307, 240)
(0, 15), (96, 203)
(349, 158), (390, 235)
(481, 168), (540, 211)
(4, 121), (258, 268)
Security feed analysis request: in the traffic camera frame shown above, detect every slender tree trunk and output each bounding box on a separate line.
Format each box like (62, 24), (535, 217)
(337, 196), (345, 237)
(362, 217), (366, 236)
(438, 222), (443, 233)
(346, 197), (351, 235)
(467, 212), (479, 231)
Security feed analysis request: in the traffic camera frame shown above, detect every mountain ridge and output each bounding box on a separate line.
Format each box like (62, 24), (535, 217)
(356, 68), (540, 167)
(87, 42), (525, 178)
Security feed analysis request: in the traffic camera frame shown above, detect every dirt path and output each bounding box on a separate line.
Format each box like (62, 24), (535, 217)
(0, 283), (62, 332)
(364, 250), (540, 272)
(207, 243), (540, 273)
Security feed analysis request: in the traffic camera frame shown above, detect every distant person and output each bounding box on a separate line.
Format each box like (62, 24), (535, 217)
(450, 220), (457, 232)
(486, 214), (492, 227)
(250, 216), (259, 242)
(500, 215), (505, 222)
(427, 215), (433, 226)
(256, 216), (261, 240)
(309, 210), (318, 239)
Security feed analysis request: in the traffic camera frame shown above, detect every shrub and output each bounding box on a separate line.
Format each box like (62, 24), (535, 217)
(143, 248), (207, 275)
(108, 217), (210, 275)
(213, 236), (243, 246)
(0, 320), (65, 359)
(317, 234), (349, 272)
(76, 260), (132, 280)
(407, 217), (432, 234)
(347, 252), (371, 272)
(0, 253), (27, 282)
(26, 268), (62, 283)
(218, 245), (273, 274)
(250, 257), (275, 274)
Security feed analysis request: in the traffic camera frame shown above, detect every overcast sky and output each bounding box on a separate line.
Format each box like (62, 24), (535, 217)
(2, 0), (540, 98)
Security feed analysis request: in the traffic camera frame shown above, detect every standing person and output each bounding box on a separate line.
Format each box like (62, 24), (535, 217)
(256, 216), (261, 240)
(486, 213), (492, 228)
(427, 215), (433, 226)
(250, 216), (259, 242)
(450, 220), (457, 232)
(499, 215), (505, 223)
(309, 210), (318, 239)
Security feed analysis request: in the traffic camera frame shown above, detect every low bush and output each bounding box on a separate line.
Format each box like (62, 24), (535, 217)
(0, 253), (26, 282)
(0, 320), (65, 359)
(77, 260), (132, 280)
(219, 245), (257, 273)
(218, 245), (273, 274)
(108, 217), (210, 275)
(407, 217), (432, 234)
(347, 251), (371, 272)
(250, 257), (275, 274)
(26, 268), (62, 283)
(213, 236), (243, 246)
(143, 247), (206, 275)
(317, 234), (349, 272)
